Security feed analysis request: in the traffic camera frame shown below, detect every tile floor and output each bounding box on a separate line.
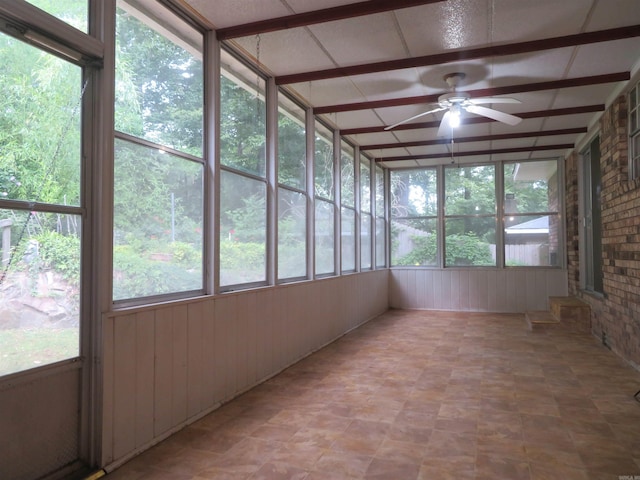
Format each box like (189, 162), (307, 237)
(105, 309), (640, 480)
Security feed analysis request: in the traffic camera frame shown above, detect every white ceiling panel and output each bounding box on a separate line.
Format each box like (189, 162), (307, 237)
(351, 69), (428, 100)
(396, 0), (490, 56)
(293, 78), (364, 106)
(185, 0), (290, 28)
(307, 14), (407, 66)
(585, 0), (640, 30)
(492, 0), (594, 43)
(183, 0), (640, 168)
(488, 49), (577, 86)
(230, 29), (336, 76)
(568, 39), (640, 79)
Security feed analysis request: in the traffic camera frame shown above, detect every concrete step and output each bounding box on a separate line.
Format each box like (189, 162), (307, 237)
(525, 310), (559, 331)
(549, 296), (591, 332)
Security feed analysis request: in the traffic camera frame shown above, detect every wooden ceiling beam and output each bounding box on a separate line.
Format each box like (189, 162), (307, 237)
(341, 104), (605, 135)
(375, 144), (575, 162)
(315, 73), (628, 114)
(216, 0), (444, 40)
(276, 24), (640, 84)
(361, 127), (587, 150)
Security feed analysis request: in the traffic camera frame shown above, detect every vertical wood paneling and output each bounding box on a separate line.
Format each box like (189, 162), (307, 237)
(101, 317), (115, 465)
(235, 292), (249, 393)
(214, 296), (235, 400)
(201, 299), (216, 408)
(154, 307), (173, 436)
(526, 271), (539, 310)
(441, 270), (453, 310)
(253, 289), (271, 382)
(171, 305), (189, 426)
(414, 269), (425, 310)
(134, 310), (155, 447)
(244, 292), (258, 387)
(187, 302), (204, 418)
(389, 270), (405, 307)
(113, 314), (136, 460)
(390, 268), (568, 313)
(475, 270), (489, 311)
(514, 270), (527, 311)
(432, 270), (443, 310)
(486, 269), (497, 312)
(423, 270), (434, 309)
(407, 269), (417, 309)
(504, 270), (518, 312)
(272, 287), (286, 372)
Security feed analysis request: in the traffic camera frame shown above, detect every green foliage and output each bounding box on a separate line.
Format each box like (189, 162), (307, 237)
(169, 241), (200, 265)
(446, 232), (493, 266)
(113, 245), (201, 299)
(397, 232), (493, 266)
(219, 240), (265, 284)
(115, 10), (203, 155)
(0, 34), (81, 206)
(223, 192), (266, 243)
(220, 77), (266, 175)
(36, 231), (80, 285)
(278, 113), (306, 188)
(396, 234), (437, 266)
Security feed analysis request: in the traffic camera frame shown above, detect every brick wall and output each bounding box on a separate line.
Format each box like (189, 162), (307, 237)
(565, 95), (640, 370)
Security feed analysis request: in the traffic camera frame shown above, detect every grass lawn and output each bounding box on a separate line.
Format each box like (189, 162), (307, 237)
(0, 328), (79, 376)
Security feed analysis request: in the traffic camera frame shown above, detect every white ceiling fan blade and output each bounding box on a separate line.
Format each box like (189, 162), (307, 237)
(468, 97), (521, 105)
(465, 105), (522, 125)
(437, 111), (453, 137)
(384, 105), (446, 131)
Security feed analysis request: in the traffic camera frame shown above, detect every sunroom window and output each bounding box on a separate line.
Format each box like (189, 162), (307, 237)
(314, 122), (336, 276)
(219, 51), (267, 289)
(113, 1), (204, 301)
(277, 93), (307, 281)
(0, 30), (83, 375)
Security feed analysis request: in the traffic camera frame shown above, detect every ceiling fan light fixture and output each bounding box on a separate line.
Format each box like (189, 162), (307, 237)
(449, 105), (461, 128)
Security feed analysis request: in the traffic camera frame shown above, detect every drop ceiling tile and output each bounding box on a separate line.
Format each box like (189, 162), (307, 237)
(230, 29), (336, 76)
(584, 0), (640, 30)
(185, 0), (289, 28)
(397, 0), (490, 56)
(541, 114), (598, 131)
(350, 70), (428, 101)
(294, 78), (364, 107)
(489, 49), (576, 86)
(492, 0), (593, 43)
(330, 110), (385, 130)
(568, 39), (640, 79)
(306, 14), (408, 66)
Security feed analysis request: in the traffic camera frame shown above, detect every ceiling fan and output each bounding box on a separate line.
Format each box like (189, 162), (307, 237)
(385, 72), (523, 136)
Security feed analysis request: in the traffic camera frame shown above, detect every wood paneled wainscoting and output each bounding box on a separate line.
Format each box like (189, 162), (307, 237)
(390, 268), (568, 312)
